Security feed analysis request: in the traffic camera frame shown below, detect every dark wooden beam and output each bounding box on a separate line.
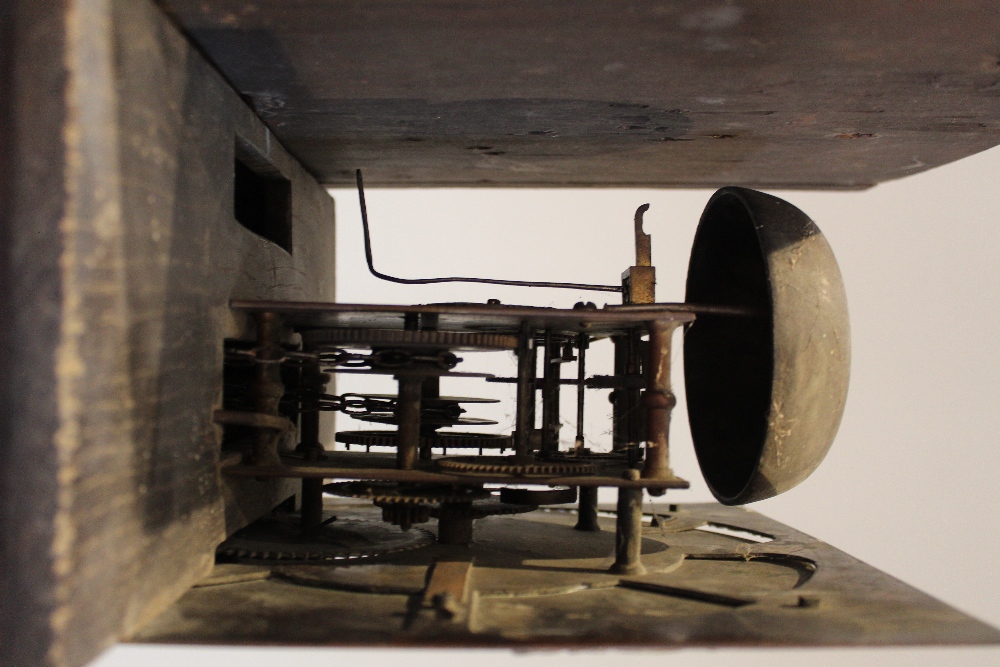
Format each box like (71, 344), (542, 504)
(158, 0), (1000, 188)
(0, 1), (336, 665)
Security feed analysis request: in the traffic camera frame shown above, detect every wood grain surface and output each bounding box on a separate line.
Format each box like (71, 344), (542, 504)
(156, 0), (1000, 188)
(0, 1), (334, 665)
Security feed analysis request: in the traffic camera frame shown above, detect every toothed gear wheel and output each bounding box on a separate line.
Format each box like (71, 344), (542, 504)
(215, 516), (434, 564)
(376, 502), (432, 531)
(549, 449), (630, 461)
(335, 430), (513, 450)
(301, 328), (518, 350)
(430, 499), (537, 520)
(323, 481), (491, 505)
(436, 456), (597, 476)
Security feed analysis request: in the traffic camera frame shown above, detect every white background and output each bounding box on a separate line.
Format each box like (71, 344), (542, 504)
(97, 145), (1000, 666)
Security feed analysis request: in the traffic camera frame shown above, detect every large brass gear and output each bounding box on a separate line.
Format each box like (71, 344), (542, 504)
(215, 516), (434, 564)
(436, 456), (597, 476)
(322, 481), (490, 505)
(549, 448), (630, 461)
(375, 503), (432, 531)
(301, 328), (518, 350)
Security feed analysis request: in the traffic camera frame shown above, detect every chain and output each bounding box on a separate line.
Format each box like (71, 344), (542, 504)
(225, 346), (461, 371)
(223, 347), (319, 366)
(224, 345), (466, 421)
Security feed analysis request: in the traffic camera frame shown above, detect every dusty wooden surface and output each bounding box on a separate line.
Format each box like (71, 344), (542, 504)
(156, 0), (1000, 189)
(134, 503), (1000, 647)
(0, 2), (69, 667)
(0, 1), (334, 666)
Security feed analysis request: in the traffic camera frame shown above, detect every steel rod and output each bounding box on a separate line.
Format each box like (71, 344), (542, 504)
(396, 377), (422, 470)
(541, 330), (560, 453)
(575, 334), (587, 450)
(299, 360), (325, 530)
(575, 486), (600, 532)
(610, 470), (646, 575)
(356, 170), (621, 293)
(514, 326), (534, 457)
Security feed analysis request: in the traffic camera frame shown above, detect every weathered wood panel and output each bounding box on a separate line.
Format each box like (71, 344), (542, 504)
(156, 0), (1000, 189)
(0, 2), (68, 666)
(0, 1), (335, 666)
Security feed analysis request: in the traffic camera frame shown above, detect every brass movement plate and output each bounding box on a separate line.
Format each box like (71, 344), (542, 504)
(222, 451), (690, 490)
(133, 503), (1000, 648)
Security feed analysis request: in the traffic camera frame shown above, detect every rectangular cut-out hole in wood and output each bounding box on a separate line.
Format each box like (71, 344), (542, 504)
(234, 139), (292, 252)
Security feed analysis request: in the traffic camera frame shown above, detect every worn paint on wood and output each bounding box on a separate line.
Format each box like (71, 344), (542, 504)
(0, 0), (335, 665)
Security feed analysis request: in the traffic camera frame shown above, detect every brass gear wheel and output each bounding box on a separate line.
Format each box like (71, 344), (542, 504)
(301, 328), (518, 350)
(550, 448), (630, 461)
(376, 502), (432, 531)
(323, 481), (491, 505)
(436, 456), (597, 476)
(215, 516), (434, 564)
